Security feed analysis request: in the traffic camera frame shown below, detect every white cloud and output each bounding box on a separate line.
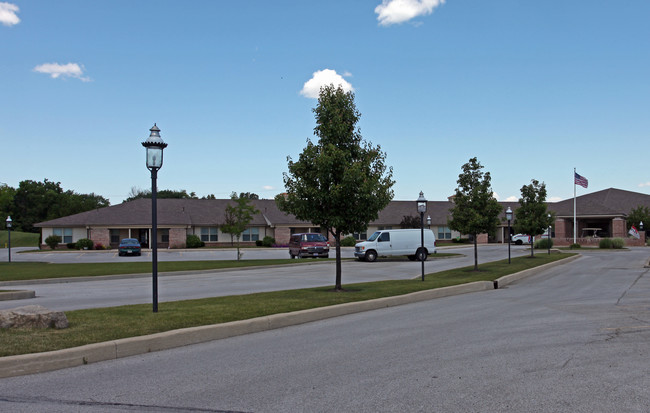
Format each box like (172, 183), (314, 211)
(639, 182), (650, 188)
(493, 192), (518, 202)
(548, 196), (563, 202)
(33, 62), (92, 82)
(262, 185), (275, 191)
(375, 0), (445, 26)
(0, 2), (20, 26)
(300, 69), (354, 99)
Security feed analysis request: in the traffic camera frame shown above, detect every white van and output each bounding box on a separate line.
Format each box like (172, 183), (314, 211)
(354, 229), (436, 262)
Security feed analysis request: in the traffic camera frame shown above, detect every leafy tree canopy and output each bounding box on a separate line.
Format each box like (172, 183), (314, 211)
(231, 191), (259, 200)
(514, 179), (553, 256)
(221, 193), (260, 260)
(400, 215), (421, 229)
(448, 157), (502, 270)
(276, 84), (394, 290)
(9, 179), (109, 232)
(124, 187), (197, 202)
(626, 205), (650, 231)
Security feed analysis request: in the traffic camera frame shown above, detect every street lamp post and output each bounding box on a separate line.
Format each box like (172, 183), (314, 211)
(417, 191), (427, 281)
(142, 124), (168, 313)
(6, 216), (12, 263)
(546, 214), (552, 255)
(505, 207), (512, 264)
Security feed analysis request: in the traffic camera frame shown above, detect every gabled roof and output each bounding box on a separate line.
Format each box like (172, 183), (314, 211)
(35, 198), (301, 228)
(550, 188), (650, 218)
(34, 188), (650, 228)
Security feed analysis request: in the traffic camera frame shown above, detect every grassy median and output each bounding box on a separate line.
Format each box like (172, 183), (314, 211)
(0, 253), (575, 357)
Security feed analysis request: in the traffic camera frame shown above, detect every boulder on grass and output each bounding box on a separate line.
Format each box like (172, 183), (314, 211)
(0, 305), (69, 329)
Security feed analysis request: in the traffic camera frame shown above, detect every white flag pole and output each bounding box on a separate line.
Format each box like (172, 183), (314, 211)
(573, 167), (577, 244)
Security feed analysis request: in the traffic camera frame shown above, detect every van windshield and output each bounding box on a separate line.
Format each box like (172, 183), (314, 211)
(367, 231), (381, 241)
(303, 234), (327, 242)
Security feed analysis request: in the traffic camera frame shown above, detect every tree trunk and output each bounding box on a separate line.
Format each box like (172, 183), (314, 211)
(334, 231), (342, 291)
(530, 240), (534, 258)
(473, 233), (478, 271)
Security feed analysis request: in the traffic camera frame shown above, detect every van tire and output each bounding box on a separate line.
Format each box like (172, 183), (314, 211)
(365, 250), (378, 262)
(416, 248), (428, 261)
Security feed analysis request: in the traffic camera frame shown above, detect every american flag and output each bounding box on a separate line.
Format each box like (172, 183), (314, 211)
(574, 172), (588, 188)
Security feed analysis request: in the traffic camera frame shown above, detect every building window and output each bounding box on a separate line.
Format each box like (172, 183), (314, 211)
(242, 227), (259, 242)
(201, 227), (218, 242)
(110, 229), (120, 244)
(353, 231), (367, 241)
(438, 226), (452, 240)
(160, 229), (169, 243)
(53, 228), (73, 244)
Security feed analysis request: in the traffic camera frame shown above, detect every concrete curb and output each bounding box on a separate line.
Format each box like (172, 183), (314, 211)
(0, 281), (493, 379)
(494, 253), (581, 289)
(0, 290), (35, 301)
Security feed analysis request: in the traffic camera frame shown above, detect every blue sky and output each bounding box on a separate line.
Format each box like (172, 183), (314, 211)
(1, 0), (649, 205)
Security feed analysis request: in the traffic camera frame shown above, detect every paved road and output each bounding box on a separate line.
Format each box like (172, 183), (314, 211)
(1, 245), (530, 311)
(2, 246), (358, 263)
(0, 249), (648, 412)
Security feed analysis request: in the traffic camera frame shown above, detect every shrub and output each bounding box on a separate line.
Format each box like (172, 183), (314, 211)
(76, 238), (94, 250)
(611, 238), (625, 249)
(94, 243), (104, 250)
(255, 240), (263, 247)
(534, 238), (553, 249)
(452, 238), (470, 244)
(262, 236), (276, 247)
(186, 234), (204, 248)
(569, 243), (581, 249)
(45, 235), (62, 250)
(599, 238), (613, 249)
(66, 242), (77, 249)
(341, 236), (357, 247)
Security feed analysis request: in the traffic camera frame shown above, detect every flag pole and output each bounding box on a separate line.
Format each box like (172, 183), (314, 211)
(573, 167), (577, 244)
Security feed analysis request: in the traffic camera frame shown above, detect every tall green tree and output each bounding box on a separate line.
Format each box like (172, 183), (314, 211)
(626, 206), (650, 231)
(448, 157), (502, 270)
(276, 84), (394, 290)
(0, 184), (16, 225)
(124, 187), (197, 202)
(220, 193), (259, 260)
(514, 179), (553, 257)
(10, 179), (109, 232)
(234, 192), (259, 200)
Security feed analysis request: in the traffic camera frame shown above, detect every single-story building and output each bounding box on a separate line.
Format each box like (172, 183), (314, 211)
(34, 188), (650, 249)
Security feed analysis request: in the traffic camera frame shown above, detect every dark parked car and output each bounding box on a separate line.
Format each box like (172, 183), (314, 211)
(118, 238), (142, 256)
(288, 233), (330, 258)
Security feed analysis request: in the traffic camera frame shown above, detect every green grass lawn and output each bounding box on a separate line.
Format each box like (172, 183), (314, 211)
(0, 230), (39, 248)
(0, 253), (574, 357)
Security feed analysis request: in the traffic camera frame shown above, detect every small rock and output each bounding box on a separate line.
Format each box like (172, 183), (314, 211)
(0, 305), (68, 329)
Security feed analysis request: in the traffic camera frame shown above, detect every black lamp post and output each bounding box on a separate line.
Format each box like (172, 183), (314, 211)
(505, 207), (512, 264)
(142, 124), (168, 313)
(546, 214), (551, 255)
(6, 216), (12, 263)
(417, 191), (427, 281)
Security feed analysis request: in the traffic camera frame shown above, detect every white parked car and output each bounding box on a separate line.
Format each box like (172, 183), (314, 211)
(511, 234), (532, 245)
(511, 229), (550, 245)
